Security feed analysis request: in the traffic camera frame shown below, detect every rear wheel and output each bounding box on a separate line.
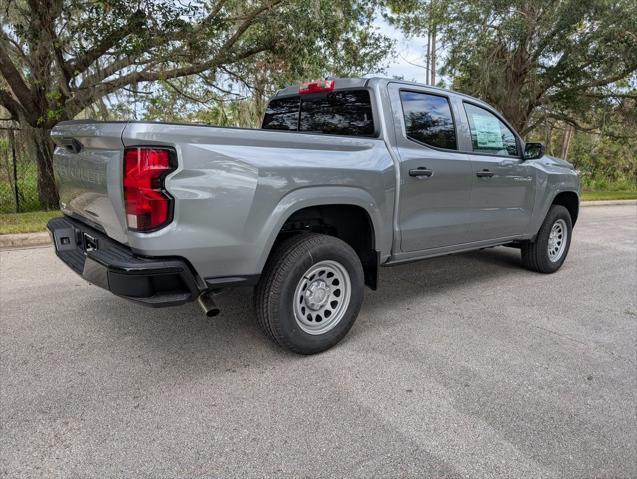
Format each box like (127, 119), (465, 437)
(521, 205), (573, 273)
(254, 233), (364, 354)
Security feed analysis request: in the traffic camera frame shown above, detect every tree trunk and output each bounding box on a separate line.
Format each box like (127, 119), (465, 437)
(560, 125), (575, 161)
(544, 123), (553, 156)
(30, 126), (59, 209)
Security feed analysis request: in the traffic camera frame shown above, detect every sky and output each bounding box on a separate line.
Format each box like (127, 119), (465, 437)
(367, 17), (431, 83)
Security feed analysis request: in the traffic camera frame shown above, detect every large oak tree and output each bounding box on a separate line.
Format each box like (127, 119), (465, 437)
(387, 0), (637, 136)
(0, 0), (390, 208)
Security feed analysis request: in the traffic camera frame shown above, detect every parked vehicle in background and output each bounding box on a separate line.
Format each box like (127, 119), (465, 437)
(47, 78), (580, 354)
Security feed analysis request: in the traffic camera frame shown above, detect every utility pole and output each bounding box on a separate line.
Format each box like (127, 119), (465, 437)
(430, 25), (436, 85)
(425, 31), (431, 85)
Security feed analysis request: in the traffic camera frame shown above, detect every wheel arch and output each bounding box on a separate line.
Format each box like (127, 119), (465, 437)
(257, 187), (386, 289)
(551, 190), (580, 226)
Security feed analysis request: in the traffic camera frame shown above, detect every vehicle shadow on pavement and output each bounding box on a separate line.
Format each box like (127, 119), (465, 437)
(82, 245), (530, 362)
(363, 246), (525, 306)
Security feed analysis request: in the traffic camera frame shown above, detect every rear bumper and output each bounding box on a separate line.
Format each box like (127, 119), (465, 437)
(47, 216), (203, 307)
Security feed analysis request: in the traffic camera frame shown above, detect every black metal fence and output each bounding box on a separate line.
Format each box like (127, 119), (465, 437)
(0, 125), (41, 213)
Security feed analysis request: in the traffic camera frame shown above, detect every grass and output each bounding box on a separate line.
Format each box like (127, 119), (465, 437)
(0, 167), (41, 214)
(0, 210), (60, 235)
(581, 190), (637, 201)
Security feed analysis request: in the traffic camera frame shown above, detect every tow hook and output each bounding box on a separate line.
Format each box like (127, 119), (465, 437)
(198, 290), (221, 317)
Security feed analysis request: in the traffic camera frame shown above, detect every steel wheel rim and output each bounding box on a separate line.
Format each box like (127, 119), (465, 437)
(548, 219), (567, 262)
(293, 260), (351, 335)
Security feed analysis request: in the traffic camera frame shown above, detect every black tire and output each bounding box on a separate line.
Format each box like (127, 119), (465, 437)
(254, 233), (365, 354)
(521, 205), (573, 273)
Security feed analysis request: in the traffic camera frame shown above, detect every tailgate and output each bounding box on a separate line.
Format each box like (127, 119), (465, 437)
(50, 121), (129, 244)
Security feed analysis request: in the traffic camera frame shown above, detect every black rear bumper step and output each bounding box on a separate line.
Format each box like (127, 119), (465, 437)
(47, 216), (202, 307)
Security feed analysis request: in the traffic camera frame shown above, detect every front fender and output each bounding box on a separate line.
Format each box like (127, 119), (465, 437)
(527, 157), (580, 237)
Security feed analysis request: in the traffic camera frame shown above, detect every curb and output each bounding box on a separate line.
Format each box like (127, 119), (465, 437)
(580, 199), (637, 207)
(0, 200), (635, 250)
(0, 232), (51, 250)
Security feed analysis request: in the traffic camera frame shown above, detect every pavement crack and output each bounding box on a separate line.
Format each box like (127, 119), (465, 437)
(525, 322), (589, 347)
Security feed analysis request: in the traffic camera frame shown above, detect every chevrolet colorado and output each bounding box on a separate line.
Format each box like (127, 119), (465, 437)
(48, 77), (580, 354)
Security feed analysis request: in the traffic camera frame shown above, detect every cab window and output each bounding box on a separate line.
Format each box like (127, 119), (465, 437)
(463, 103), (518, 157)
(261, 97), (300, 131)
(262, 90), (375, 137)
(299, 90), (375, 136)
(399, 91), (457, 150)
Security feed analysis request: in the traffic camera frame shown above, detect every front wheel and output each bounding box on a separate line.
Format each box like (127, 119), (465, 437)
(521, 205), (573, 273)
(254, 233), (364, 354)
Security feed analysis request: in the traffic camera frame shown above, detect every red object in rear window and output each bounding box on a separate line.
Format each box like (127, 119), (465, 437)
(299, 79), (334, 94)
(123, 148), (175, 232)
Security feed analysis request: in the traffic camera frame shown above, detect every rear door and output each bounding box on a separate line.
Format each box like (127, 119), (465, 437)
(388, 83), (475, 252)
(50, 122), (129, 244)
(458, 102), (535, 241)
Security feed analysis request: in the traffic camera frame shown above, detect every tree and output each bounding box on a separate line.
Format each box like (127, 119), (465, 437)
(386, 0), (637, 135)
(110, 1), (393, 127)
(0, 0), (391, 208)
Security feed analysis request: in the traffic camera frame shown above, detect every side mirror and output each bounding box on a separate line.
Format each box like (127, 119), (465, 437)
(523, 142), (545, 160)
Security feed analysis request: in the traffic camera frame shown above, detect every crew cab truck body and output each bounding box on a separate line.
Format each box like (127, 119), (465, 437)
(48, 77), (580, 354)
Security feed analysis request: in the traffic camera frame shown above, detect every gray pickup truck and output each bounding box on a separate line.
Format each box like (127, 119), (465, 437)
(48, 77), (580, 354)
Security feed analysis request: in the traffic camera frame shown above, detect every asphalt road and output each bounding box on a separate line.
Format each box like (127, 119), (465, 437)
(1, 204), (636, 478)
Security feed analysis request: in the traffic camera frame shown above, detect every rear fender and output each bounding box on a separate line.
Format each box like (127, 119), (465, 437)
(256, 186), (388, 272)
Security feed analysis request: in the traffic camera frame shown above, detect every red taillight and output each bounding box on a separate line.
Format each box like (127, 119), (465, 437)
(123, 148), (175, 232)
(299, 79), (334, 94)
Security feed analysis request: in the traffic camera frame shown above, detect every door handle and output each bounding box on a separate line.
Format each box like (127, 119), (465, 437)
(409, 167), (434, 178)
(476, 169), (494, 178)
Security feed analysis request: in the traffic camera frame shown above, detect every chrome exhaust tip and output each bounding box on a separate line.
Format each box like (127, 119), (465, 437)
(198, 291), (221, 317)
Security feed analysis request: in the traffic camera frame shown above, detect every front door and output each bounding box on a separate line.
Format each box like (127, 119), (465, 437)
(460, 102), (535, 241)
(388, 84), (475, 252)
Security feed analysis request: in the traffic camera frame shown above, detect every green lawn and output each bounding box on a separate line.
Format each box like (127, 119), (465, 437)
(0, 210), (60, 234)
(581, 190), (637, 201)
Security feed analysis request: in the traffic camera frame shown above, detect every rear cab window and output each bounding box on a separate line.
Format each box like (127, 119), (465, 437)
(261, 97), (300, 131)
(262, 89), (375, 137)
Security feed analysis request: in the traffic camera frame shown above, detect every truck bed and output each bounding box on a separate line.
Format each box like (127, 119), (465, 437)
(51, 120), (395, 279)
